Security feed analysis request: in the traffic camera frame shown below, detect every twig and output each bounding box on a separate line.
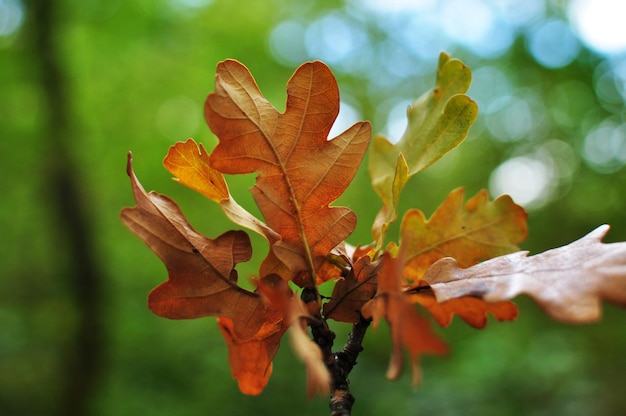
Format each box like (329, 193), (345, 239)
(329, 315), (371, 416)
(303, 279), (372, 415)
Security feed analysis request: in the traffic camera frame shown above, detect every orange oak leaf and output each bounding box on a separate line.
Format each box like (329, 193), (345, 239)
(408, 290), (518, 328)
(163, 138), (281, 254)
(163, 138), (229, 201)
(361, 253), (448, 385)
(399, 187), (527, 283)
(323, 255), (379, 323)
(120, 153), (267, 340)
(397, 188), (524, 329)
(205, 59), (371, 285)
(257, 277), (330, 397)
(423, 225), (626, 323)
(217, 311), (287, 395)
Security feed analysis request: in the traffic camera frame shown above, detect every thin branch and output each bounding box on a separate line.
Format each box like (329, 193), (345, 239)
(329, 315), (371, 416)
(303, 272), (373, 415)
(303, 287), (336, 363)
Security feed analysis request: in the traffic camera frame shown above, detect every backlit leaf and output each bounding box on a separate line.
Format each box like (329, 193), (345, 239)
(400, 188), (528, 282)
(217, 313), (286, 395)
(369, 53), (478, 245)
(205, 59), (371, 285)
(164, 138), (280, 245)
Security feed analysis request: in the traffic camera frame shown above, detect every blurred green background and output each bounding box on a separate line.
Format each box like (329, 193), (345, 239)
(2, 0), (625, 415)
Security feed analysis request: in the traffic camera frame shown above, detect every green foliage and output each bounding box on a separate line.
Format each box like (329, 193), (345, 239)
(369, 52), (478, 246)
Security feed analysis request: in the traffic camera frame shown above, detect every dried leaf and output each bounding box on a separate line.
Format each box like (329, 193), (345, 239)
(289, 301), (331, 397)
(362, 253), (448, 384)
(257, 277), (330, 397)
(409, 290), (518, 328)
(323, 256), (379, 323)
(205, 59), (371, 284)
(164, 139), (279, 243)
(120, 154), (266, 339)
(400, 188), (527, 282)
(217, 313), (286, 395)
(424, 225), (626, 323)
(163, 138), (228, 201)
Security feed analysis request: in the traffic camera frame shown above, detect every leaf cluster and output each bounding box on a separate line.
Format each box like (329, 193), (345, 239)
(121, 54), (626, 410)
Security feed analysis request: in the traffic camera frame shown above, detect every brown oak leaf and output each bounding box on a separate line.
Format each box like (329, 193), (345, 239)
(394, 188), (524, 328)
(361, 253), (448, 385)
(205, 59), (371, 285)
(323, 255), (379, 323)
(423, 225), (626, 323)
(257, 277), (330, 397)
(120, 153), (267, 340)
(217, 313), (286, 395)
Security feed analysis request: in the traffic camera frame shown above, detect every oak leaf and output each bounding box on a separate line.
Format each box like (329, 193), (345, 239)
(205, 59), (371, 285)
(323, 255), (379, 323)
(163, 138), (280, 243)
(400, 188), (528, 282)
(217, 313), (286, 395)
(361, 253), (448, 385)
(369, 53), (478, 244)
(394, 188), (524, 327)
(408, 290), (518, 328)
(289, 298), (331, 398)
(257, 277), (330, 397)
(423, 225), (626, 323)
(120, 154), (267, 340)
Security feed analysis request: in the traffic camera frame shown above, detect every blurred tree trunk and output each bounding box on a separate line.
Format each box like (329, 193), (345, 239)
(29, 0), (105, 414)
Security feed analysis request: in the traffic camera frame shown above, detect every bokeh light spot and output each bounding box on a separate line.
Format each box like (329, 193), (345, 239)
(486, 96), (533, 142)
(441, 0), (514, 58)
(569, 0), (626, 55)
(383, 100), (412, 143)
(490, 156), (554, 209)
(304, 13), (367, 65)
(0, 0), (23, 37)
(593, 63), (625, 110)
(470, 66), (511, 111)
(441, 0), (493, 46)
(397, 16), (451, 66)
(582, 119), (626, 173)
(269, 20), (308, 66)
(527, 19), (580, 68)
(494, 0), (545, 26)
